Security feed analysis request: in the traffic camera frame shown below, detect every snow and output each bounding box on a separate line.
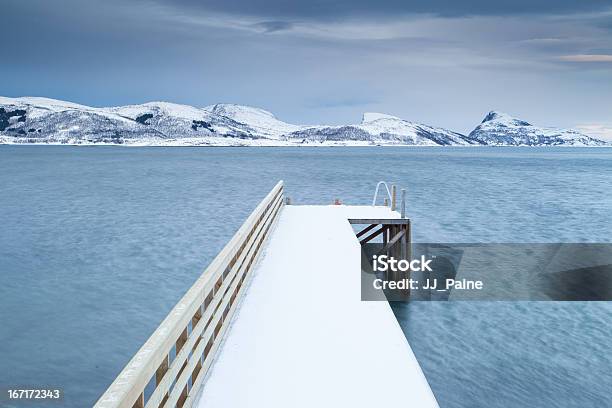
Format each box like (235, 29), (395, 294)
(361, 112), (401, 123)
(0, 96), (92, 111)
(135, 102), (206, 120)
(195, 205), (438, 408)
(469, 111), (608, 146)
(204, 103), (303, 139)
(359, 118), (434, 144)
(0, 96), (137, 123)
(480, 111), (522, 126)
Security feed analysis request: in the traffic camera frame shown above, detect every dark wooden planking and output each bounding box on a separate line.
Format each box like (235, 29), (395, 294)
(349, 218), (411, 225)
(356, 223), (378, 238)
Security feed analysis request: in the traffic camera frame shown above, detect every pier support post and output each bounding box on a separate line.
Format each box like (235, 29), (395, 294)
(352, 217), (412, 301)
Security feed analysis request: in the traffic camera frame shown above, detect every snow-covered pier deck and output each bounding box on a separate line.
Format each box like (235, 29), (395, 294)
(95, 181), (437, 408)
(196, 204), (438, 407)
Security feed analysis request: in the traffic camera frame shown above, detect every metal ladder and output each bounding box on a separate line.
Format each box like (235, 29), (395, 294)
(372, 181), (406, 218)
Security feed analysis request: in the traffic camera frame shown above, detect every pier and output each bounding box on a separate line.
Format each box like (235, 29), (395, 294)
(95, 181), (438, 408)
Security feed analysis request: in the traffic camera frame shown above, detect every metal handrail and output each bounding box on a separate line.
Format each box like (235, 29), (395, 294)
(372, 181), (392, 206)
(373, 181), (407, 218)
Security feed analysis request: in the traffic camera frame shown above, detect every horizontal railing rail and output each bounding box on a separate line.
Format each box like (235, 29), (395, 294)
(94, 181), (285, 408)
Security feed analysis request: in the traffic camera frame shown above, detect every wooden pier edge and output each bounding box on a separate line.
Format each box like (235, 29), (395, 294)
(94, 181), (285, 408)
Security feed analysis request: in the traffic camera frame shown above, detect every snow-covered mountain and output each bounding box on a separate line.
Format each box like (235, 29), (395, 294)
(0, 97), (607, 146)
(0, 96), (475, 146)
(468, 111), (607, 146)
(0, 97), (273, 146)
(203, 103), (303, 139)
(285, 112), (478, 146)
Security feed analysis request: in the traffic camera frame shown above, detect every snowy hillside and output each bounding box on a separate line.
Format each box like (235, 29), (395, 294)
(468, 111), (607, 146)
(203, 104), (303, 139)
(0, 97), (607, 146)
(0, 97), (291, 145)
(284, 112), (479, 146)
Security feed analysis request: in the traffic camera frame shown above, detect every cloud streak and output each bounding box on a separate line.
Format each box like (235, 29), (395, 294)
(252, 21), (294, 33)
(575, 124), (612, 141)
(151, 0), (612, 19)
(559, 54), (612, 62)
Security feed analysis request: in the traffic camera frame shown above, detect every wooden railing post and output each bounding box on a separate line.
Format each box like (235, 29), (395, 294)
(191, 307), (203, 386)
(155, 355), (169, 406)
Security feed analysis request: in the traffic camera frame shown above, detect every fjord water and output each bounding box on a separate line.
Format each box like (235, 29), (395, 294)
(0, 146), (611, 408)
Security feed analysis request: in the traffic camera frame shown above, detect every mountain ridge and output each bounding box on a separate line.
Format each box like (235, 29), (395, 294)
(0, 97), (607, 146)
(469, 110), (606, 146)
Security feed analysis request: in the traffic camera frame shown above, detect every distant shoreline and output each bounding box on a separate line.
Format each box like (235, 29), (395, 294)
(1, 142), (611, 148)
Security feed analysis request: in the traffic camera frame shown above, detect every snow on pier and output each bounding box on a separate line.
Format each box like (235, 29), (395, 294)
(94, 182), (437, 408)
(195, 205), (438, 408)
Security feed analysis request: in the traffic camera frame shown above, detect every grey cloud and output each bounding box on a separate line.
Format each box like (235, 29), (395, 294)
(593, 15), (612, 31)
(1, 0), (612, 133)
(558, 54), (612, 62)
(253, 21), (294, 33)
(152, 0), (612, 19)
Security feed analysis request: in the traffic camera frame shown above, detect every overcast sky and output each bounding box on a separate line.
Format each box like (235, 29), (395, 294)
(1, 0), (611, 136)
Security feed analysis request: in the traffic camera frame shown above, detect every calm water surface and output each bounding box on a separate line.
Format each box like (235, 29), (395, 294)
(0, 146), (611, 407)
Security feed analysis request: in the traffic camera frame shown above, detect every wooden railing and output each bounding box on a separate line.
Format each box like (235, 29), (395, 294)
(94, 181), (285, 408)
